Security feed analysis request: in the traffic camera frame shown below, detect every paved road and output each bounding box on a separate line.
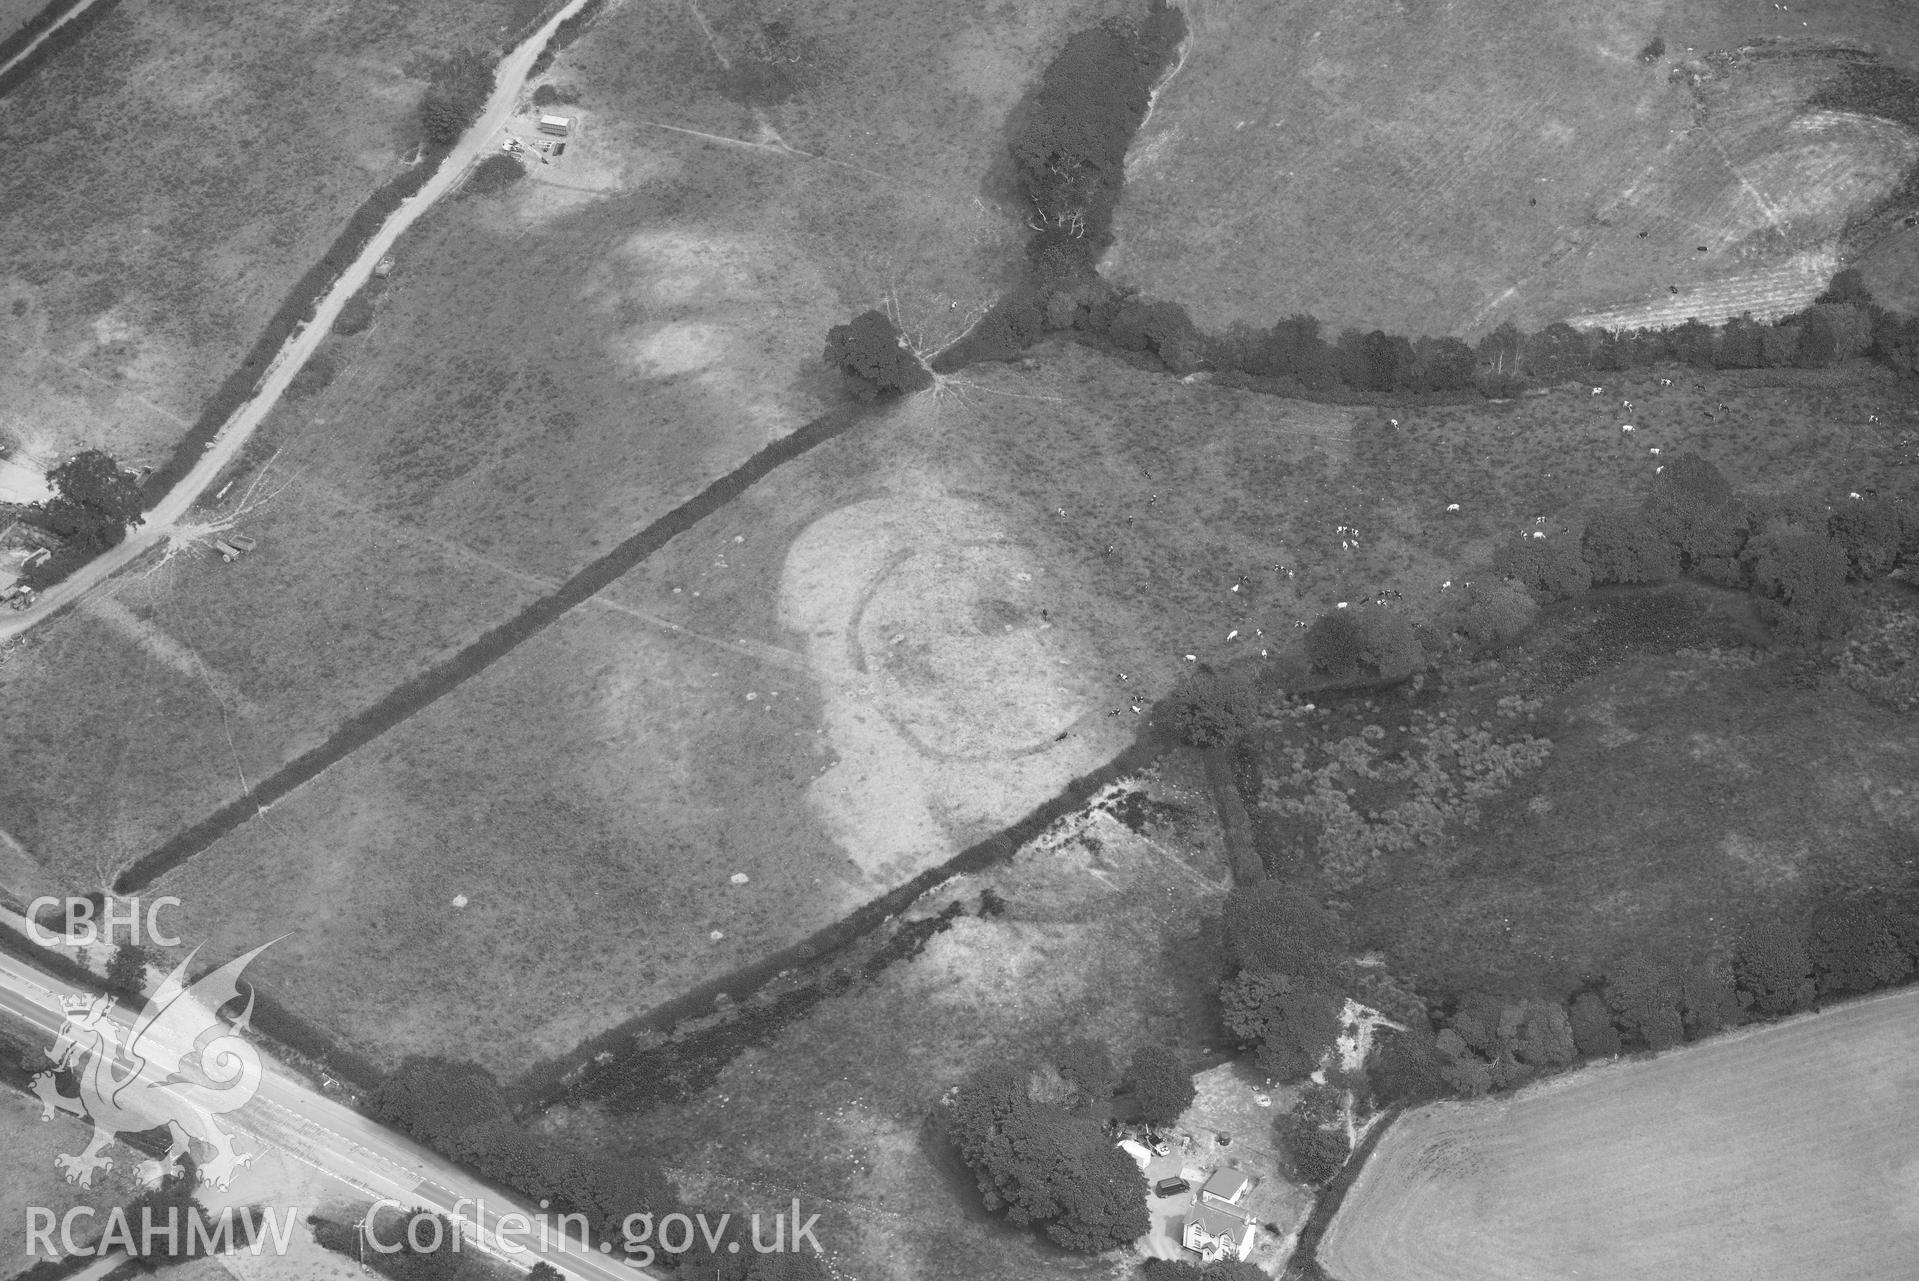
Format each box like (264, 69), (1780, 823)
(0, 945), (664, 1280)
(0, 0), (594, 644)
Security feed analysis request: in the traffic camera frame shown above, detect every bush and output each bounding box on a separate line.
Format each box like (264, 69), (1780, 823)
(419, 49), (496, 147)
(1490, 530), (1592, 602)
(333, 293), (377, 336)
(1126, 1044), (1196, 1125)
(1740, 524), (1853, 645)
(1219, 970), (1344, 1081)
(1303, 604), (1423, 680)
(1163, 669), (1259, 748)
(1568, 991), (1620, 1057)
(1276, 1111), (1350, 1186)
(1580, 506), (1679, 584)
(1826, 496), (1909, 580)
(1427, 577), (1538, 652)
(1734, 919), (1815, 1016)
(463, 153), (526, 198)
(1641, 452), (1748, 581)
(531, 82), (581, 107)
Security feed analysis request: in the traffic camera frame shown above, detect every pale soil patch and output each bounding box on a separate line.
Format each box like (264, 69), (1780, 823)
(779, 477), (1131, 886)
(1108, 0), (1915, 338)
(1320, 986), (1919, 1281)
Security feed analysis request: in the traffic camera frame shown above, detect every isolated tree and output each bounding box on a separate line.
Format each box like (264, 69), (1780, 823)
(1733, 919), (1815, 1016)
(1221, 881), (1348, 981)
(1125, 1044), (1195, 1126)
(822, 309), (934, 401)
(1638, 36), (1666, 61)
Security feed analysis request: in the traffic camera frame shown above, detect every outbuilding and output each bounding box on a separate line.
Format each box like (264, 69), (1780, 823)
(538, 114), (573, 136)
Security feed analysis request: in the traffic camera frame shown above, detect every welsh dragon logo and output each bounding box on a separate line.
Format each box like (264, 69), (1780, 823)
(32, 941), (276, 1191)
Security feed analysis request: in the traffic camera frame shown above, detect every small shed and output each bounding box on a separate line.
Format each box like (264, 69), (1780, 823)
(1200, 1168), (1252, 1206)
(538, 114), (573, 136)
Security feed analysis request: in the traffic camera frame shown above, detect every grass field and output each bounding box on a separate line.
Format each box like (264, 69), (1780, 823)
(0, 0), (553, 465)
(1107, 0), (1919, 340)
(542, 756), (1238, 1281)
(1318, 985), (1919, 1281)
(1854, 219), (1919, 315)
(0, 1085), (144, 1260)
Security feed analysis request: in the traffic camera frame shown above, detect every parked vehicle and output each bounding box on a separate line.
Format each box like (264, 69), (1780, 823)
(1154, 1176), (1190, 1198)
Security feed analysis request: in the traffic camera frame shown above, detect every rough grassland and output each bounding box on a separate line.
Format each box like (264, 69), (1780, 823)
(0, 0), (1129, 891)
(0, 0), (42, 41)
(1108, 0), (1919, 339)
(1319, 986), (1919, 1281)
(546, 758), (1236, 1281)
(1334, 617), (1919, 999)
(0, 0), (550, 464)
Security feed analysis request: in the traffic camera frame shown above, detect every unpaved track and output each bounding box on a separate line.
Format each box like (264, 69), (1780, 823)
(0, 0), (595, 643)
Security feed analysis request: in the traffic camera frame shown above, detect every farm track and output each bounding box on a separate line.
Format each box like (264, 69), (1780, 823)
(109, 400), (870, 894)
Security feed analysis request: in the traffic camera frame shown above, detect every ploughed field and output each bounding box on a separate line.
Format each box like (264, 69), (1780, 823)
(1319, 986), (1919, 1281)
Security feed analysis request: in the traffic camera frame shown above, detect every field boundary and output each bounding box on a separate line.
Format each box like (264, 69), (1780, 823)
(512, 735), (1169, 1110)
(1283, 1107), (1405, 1281)
(112, 402), (874, 894)
(0, 0), (117, 99)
